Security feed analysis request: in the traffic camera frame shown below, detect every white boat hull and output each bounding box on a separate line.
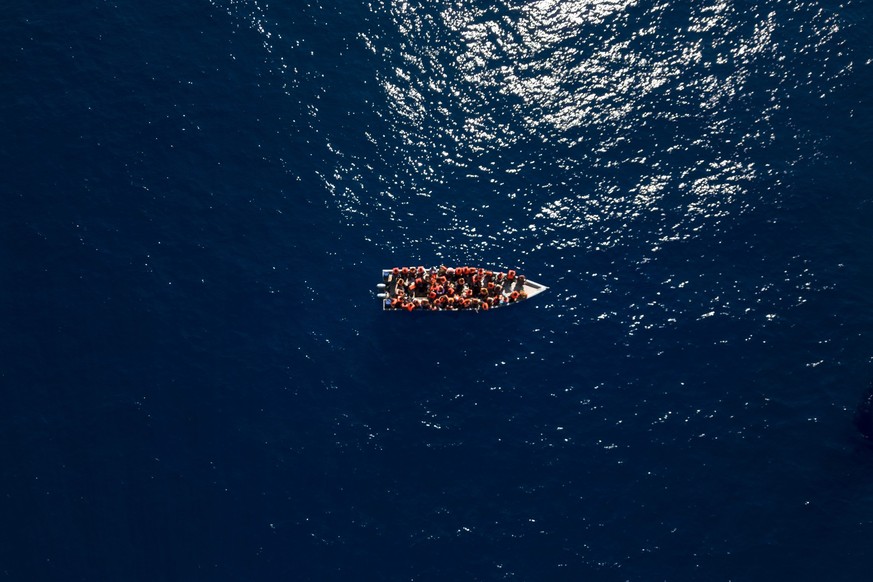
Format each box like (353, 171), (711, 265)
(379, 267), (548, 311)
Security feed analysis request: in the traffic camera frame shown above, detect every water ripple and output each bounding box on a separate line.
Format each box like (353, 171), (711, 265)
(212, 0), (854, 337)
(355, 0), (852, 333)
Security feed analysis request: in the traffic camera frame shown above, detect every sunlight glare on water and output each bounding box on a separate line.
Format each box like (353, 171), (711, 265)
(352, 0), (846, 334)
(211, 0), (851, 337)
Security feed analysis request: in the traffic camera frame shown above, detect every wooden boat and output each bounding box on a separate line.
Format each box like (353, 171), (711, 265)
(377, 266), (548, 311)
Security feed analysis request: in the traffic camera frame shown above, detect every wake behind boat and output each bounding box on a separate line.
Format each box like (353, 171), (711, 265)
(377, 266), (548, 311)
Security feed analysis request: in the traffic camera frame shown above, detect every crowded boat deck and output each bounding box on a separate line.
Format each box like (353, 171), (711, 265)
(377, 266), (548, 311)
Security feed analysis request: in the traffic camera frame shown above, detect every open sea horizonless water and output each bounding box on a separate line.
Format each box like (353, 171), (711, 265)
(3, 0), (873, 579)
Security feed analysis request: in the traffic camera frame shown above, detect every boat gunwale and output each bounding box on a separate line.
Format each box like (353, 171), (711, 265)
(379, 267), (548, 312)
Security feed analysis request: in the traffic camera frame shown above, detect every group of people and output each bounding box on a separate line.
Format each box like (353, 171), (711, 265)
(384, 265), (528, 311)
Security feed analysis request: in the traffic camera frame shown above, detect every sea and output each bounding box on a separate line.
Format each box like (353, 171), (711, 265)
(2, 0), (873, 580)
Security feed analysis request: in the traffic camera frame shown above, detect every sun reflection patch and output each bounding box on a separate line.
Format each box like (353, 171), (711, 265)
(208, 0), (850, 271)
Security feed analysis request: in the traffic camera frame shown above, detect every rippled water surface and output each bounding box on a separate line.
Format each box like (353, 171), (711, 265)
(4, 0), (873, 579)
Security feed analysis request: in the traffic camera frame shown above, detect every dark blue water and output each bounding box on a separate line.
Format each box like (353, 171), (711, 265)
(3, 0), (873, 579)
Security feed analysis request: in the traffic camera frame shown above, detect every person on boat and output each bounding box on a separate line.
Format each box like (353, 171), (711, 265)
(385, 266), (532, 311)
